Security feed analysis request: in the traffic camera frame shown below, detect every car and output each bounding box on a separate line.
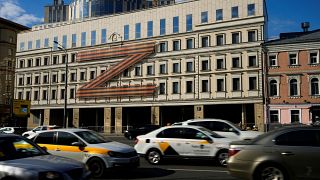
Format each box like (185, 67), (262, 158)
(174, 119), (263, 140)
(29, 128), (140, 178)
(22, 125), (60, 137)
(124, 124), (160, 140)
(227, 126), (320, 180)
(0, 133), (90, 180)
(134, 125), (236, 166)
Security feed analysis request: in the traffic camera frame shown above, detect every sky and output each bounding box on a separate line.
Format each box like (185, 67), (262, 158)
(0, 0), (319, 39)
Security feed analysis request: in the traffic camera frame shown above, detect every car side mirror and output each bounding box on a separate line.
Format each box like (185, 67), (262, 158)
(204, 137), (213, 144)
(71, 142), (84, 147)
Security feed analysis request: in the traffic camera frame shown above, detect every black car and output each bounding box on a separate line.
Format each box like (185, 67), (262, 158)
(124, 125), (160, 140)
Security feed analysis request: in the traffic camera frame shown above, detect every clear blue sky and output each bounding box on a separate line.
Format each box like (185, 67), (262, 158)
(1, 0), (319, 38)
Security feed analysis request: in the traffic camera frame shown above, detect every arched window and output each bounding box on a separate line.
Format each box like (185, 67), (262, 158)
(311, 78), (319, 95)
(269, 80), (278, 96)
(289, 79), (298, 96)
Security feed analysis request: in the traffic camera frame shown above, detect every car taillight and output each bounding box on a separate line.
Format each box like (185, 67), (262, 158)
(228, 148), (241, 157)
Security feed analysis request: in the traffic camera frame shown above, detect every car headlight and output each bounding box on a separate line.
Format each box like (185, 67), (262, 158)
(108, 151), (122, 157)
(39, 171), (62, 180)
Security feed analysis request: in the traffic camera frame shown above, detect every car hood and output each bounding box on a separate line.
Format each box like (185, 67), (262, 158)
(240, 131), (264, 139)
(89, 141), (136, 153)
(0, 155), (83, 172)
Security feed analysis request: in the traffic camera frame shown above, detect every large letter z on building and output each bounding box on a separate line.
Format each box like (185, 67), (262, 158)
(76, 42), (156, 98)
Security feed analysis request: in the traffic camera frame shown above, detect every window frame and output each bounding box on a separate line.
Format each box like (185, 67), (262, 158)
(269, 109), (280, 123)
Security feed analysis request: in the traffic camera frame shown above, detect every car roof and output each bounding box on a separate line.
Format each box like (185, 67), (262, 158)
(0, 133), (21, 138)
(38, 128), (91, 133)
(185, 118), (228, 122)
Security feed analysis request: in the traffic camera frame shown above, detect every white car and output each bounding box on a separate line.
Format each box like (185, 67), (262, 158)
(134, 125), (236, 166)
(0, 127), (15, 134)
(173, 119), (263, 140)
(22, 125), (59, 137)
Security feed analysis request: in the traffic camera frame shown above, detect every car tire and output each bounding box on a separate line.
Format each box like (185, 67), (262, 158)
(254, 163), (288, 180)
(87, 157), (105, 178)
(216, 149), (228, 166)
(146, 149), (162, 165)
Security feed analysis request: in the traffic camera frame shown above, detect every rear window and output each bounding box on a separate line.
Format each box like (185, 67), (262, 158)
(275, 130), (320, 146)
(34, 132), (55, 144)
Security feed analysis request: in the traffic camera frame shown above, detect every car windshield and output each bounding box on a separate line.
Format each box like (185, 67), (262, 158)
(0, 137), (46, 161)
(198, 127), (225, 138)
(75, 131), (112, 144)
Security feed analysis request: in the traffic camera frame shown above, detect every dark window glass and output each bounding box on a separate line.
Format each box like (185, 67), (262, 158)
(202, 80), (209, 92)
(156, 128), (182, 138)
(249, 77), (257, 90)
(34, 132), (55, 144)
(232, 32), (240, 44)
(159, 42), (167, 52)
(216, 9), (223, 21)
(173, 40), (180, 51)
(147, 65), (153, 75)
(291, 110), (300, 123)
(186, 14), (193, 31)
(270, 110), (279, 123)
(217, 79), (224, 91)
(202, 60), (209, 71)
(159, 83), (165, 95)
(160, 19), (166, 35)
(201, 36), (209, 47)
(270, 80), (278, 96)
(232, 57), (241, 68)
(248, 56), (257, 67)
(201, 11), (208, 23)
(233, 78), (240, 91)
(160, 64), (166, 74)
(173, 16), (179, 33)
(182, 128), (207, 140)
(275, 130), (319, 146)
(186, 81), (193, 93)
(57, 132), (79, 146)
(290, 79), (298, 96)
(172, 82), (179, 94)
(311, 78), (319, 95)
(186, 62), (193, 72)
(216, 35), (224, 46)
(232, 6), (238, 18)
(217, 59), (224, 69)
(248, 31), (256, 42)
(186, 39), (194, 49)
(124, 25), (129, 40)
(248, 4), (255, 16)
(173, 63), (179, 73)
(147, 21), (153, 37)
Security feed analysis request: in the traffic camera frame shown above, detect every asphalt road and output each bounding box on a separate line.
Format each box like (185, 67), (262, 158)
(94, 135), (237, 180)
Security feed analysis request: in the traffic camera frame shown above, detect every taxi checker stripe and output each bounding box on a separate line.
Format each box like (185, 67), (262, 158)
(39, 144), (110, 154)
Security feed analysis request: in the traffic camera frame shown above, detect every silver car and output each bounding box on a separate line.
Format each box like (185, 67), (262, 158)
(0, 134), (90, 180)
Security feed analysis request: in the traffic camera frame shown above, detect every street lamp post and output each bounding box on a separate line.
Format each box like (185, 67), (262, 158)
(53, 41), (68, 128)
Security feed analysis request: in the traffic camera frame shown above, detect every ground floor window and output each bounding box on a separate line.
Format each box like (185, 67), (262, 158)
(269, 110), (279, 123)
(290, 110), (300, 123)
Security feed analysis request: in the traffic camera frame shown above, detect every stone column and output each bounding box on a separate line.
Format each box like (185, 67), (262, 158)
(104, 107), (112, 134)
(115, 107), (122, 134)
(73, 108), (80, 128)
(43, 109), (50, 125)
(194, 105), (204, 119)
(254, 103), (264, 132)
(151, 106), (160, 125)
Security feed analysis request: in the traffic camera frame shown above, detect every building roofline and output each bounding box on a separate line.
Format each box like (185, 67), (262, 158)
(0, 17), (30, 31)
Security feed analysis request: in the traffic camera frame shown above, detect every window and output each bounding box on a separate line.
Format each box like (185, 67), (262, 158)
(42, 90), (47, 100)
(80, 72), (86, 80)
(44, 57), (49, 66)
(275, 130), (319, 146)
(44, 38), (49, 48)
(186, 62), (193, 72)
(173, 63), (180, 73)
(248, 56), (257, 67)
(147, 65), (153, 75)
(52, 74), (57, 83)
(28, 41), (32, 50)
(249, 77), (257, 90)
(101, 29), (107, 44)
(35, 58), (41, 66)
(61, 35), (67, 48)
(310, 52), (319, 64)
(201, 60), (209, 71)
(248, 4), (255, 16)
(59, 89), (65, 99)
(18, 77), (23, 86)
(216, 34), (224, 46)
(51, 90), (56, 100)
(201, 36), (209, 47)
(135, 23), (141, 39)
(123, 69), (129, 77)
(26, 91), (30, 100)
(70, 73), (76, 81)
(173, 40), (180, 51)
(160, 19), (166, 35)
(186, 81), (193, 93)
(36, 39), (40, 49)
(57, 132), (79, 146)
(201, 11), (208, 23)
(27, 59), (32, 67)
(62, 55), (67, 64)
(290, 110), (300, 123)
(232, 78), (240, 91)
(34, 132), (55, 144)
(217, 79), (224, 91)
(159, 83), (166, 95)
(53, 37), (58, 50)
(71, 53), (76, 62)
(34, 76), (39, 84)
(232, 32), (240, 44)
(173, 16), (179, 33)
(18, 92), (23, 99)
(20, 42), (25, 51)
(147, 21), (153, 37)
(202, 80), (209, 92)
(186, 38), (194, 49)
(311, 78), (319, 95)
(26, 77), (31, 85)
(186, 14), (193, 32)
(216, 9), (223, 21)
(43, 75), (48, 84)
(34, 91), (39, 100)
(232, 6), (238, 18)
(124, 25), (129, 40)
(72, 34), (77, 47)
(52, 56), (58, 64)
(269, 55), (277, 66)
(159, 42), (167, 52)
(289, 79), (298, 96)
(81, 32), (86, 47)
(90, 71), (95, 79)
(135, 66), (141, 76)
(91, 31), (96, 46)
(157, 128), (182, 138)
(216, 59), (225, 69)
(289, 54), (298, 65)
(61, 73), (65, 82)
(269, 110), (279, 123)
(172, 82), (179, 94)
(269, 80), (278, 96)
(70, 89), (75, 99)
(232, 57), (241, 68)
(248, 31), (256, 42)
(159, 64), (166, 74)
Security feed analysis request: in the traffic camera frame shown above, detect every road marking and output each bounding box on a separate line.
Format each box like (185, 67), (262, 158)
(168, 168), (229, 173)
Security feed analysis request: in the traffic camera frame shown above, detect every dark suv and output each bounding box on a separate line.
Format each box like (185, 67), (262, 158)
(124, 125), (160, 140)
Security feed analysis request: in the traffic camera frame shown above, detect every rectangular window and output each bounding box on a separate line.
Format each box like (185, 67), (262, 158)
(34, 91), (39, 100)
(26, 77), (31, 85)
(173, 63), (180, 73)
(81, 32), (86, 47)
(248, 31), (256, 42)
(232, 6), (239, 18)
(232, 78), (240, 91)
(70, 73), (76, 81)
(160, 19), (166, 35)
(201, 36), (209, 47)
(52, 56), (58, 64)
(52, 74), (57, 83)
(173, 40), (180, 51)
(18, 77), (23, 86)
(27, 59), (32, 67)
(70, 89), (75, 99)
(186, 38), (194, 49)
(217, 79), (224, 91)
(72, 34), (77, 47)
(269, 55), (277, 66)
(101, 29), (107, 44)
(248, 4), (255, 16)
(289, 54), (298, 65)
(201, 11), (208, 23)
(135, 66), (141, 76)
(18, 92), (23, 99)
(42, 90), (47, 100)
(186, 61), (193, 72)
(19, 60), (24, 68)
(159, 42), (167, 52)
(160, 64), (166, 74)
(135, 23), (141, 39)
(216, 9), (223, 21)
(36, 39), (40, 49)
(249, 77), (257, 90)
(60, 89), (65, 99)
(43, 75), (48, 84)
(53, 37), (58, 50)
(232, 57), (241, 68)
(44, 38), (49, 48)
(62, 55), (67, 64)
(35, 58), (40, 66)
(123, 69), (129, 77)
(90, 71), (95, 79)
(91, 30), (96, 46)
(34, 76), (39, 84)
(216, 59), (225, 69)
(269, 110), (279, 123)
(202, 60), (209, 71)
(62, 35), (67, 48)
(61, 73), (65, 82)
(216, 34), (224, 46)
(186, 14), (193, 32)
(186, 81), (193, 93)
(71, 53), (76, 62)
(173, 16), (179, 33)
(28, 41), (32, 50)
(26, 91), (30, 100)
(159, 83), (166, 95)
(248, 56), (257, 67)
(20, 42), (25, 51)
(172, 82), (179, 94)
(310, 52), (319, 64)
(202, 80), (209, 92)
(124, 25), (129, 40)
(232, 32), (240, 44)
(290, 110), (300, 123)
(80, 72), (86, 80)
(147, 21), (153, 37)
(51, 90), (56, 100)
(147, 65), (153, 75)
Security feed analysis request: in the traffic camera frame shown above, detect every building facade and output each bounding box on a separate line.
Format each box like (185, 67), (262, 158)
(16, 0), (267, 133)
(263, 30), (320, 128)
(44, 0), (69, 23)
(0, 18), (29, 125)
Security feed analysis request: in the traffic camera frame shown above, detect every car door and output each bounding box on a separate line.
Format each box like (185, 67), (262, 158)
(33, 131), (57, 152)
(156, 128), (187, 156)
(273, 130), (320, 179)
(181, 128), (213, 157)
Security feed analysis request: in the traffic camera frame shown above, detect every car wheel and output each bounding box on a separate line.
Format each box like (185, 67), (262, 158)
(216, 149), (228, 166)
(87, 157), (105, 178)
(254, 164), (287, 180)
(146, 149), (162, 165)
